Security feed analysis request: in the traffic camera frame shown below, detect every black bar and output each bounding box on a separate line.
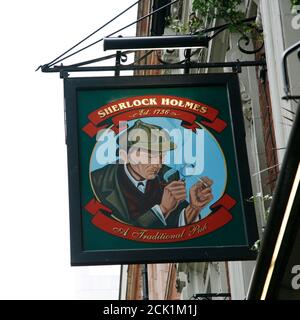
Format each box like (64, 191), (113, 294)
(104, 35), (209, 51)
(42, 60), (266, 74)
(282, 95), (300, 100)
(115, 51), (121, 76)
(194, 293), (231, 298)
(184, 49), (191, 74)
(142, 264), (149, 300)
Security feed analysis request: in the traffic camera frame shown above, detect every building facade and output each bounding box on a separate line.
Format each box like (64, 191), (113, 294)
(120, 0), (300, 300)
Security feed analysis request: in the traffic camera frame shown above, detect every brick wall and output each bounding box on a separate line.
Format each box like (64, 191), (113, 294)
(256, 51), (279, 192)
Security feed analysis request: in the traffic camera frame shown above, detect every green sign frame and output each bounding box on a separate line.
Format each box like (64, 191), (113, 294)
(64, 73), (258, 265)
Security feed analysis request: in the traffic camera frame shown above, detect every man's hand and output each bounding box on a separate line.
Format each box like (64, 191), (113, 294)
(160, 181), (186, 218)
(190, 177), (213, 208)
(185, 177), (214, 224)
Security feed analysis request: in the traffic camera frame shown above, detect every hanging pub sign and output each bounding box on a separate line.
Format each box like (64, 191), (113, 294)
(64, 74), (258, 265)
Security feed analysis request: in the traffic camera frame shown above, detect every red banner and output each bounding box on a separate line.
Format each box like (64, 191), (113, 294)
(82, 95), (227, 137)
(84, 194), (236, 243)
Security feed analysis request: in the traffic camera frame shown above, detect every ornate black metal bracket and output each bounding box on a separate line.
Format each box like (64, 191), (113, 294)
(238, 35), (263, 55)
(42, 59), (266, 79)
(40, 16), (266, 78)
(201, 16), (264, 55)
(237, 26), (264, 55)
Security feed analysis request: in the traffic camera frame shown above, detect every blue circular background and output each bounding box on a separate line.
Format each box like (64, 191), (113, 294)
(90, 117), (227, 218)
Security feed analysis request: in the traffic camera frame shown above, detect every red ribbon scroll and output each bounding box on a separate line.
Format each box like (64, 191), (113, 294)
(82, 95), (227, 137)
(84, 194), (236, 243)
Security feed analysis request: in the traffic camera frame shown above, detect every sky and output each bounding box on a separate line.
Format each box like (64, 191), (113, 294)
(0, 0), (137, 299)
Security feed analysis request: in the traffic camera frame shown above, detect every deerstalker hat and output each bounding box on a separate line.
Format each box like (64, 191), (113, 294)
(118, 120), (177, 152)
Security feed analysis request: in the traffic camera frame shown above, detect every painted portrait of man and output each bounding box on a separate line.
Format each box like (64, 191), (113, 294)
(91, 120), (213, 228)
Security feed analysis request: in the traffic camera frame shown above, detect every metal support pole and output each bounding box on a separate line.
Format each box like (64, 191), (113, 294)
(184, 49), (191, 74)
(41, 60), (266, 74)
(115, 51), (121, 76)
(142, 264), (149, 300)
